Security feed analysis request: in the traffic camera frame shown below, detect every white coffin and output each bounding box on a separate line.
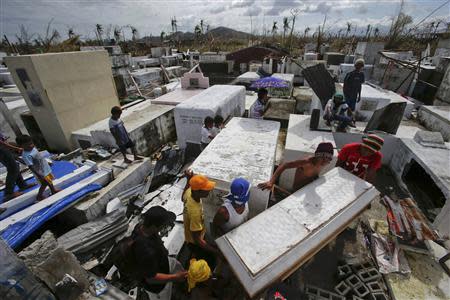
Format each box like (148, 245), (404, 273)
(174, 85), (246, 148)
(191, 117), (280, 221)
(216, 167), (379, 297)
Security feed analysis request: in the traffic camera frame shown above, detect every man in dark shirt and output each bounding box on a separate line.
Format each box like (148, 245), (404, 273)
(0, 132), (34, 201)
(343, 59), (365, 111)
(132, 206), (187, 297)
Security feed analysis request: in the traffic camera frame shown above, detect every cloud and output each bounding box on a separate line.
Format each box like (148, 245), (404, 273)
(242, 5), (262, 16)
(357, 5), (368, 15)
(231, 0), (256, 8)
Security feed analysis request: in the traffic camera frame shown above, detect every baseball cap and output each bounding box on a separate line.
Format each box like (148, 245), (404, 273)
(189, 175), (216, 191)
(362, 134), (384, 153)
(226, 177), (251, 205)
(143, 206), (176, 228)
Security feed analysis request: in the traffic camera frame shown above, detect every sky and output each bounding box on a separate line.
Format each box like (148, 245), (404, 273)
(1, 0), (449, 41)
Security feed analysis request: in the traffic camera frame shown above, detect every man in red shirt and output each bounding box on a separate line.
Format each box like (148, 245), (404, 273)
(336, 134), (384, 183)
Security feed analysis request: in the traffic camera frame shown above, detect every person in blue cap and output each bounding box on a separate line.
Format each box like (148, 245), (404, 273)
(212, 178), (250, 237)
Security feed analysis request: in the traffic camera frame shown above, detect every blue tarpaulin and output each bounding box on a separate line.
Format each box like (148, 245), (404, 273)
(1, 183), (102, 249)
(0, 161), (78, 204)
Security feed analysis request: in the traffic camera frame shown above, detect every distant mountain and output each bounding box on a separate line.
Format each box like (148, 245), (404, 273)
(207, 27), (251, 39)
(139, 26), (251, 43)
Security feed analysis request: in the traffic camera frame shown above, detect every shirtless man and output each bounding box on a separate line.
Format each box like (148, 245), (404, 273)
(258, 142), (334, 193)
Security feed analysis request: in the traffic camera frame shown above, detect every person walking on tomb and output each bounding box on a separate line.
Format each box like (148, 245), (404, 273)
(16, 135), (60, 201)
(343, 58), (365, 111)
(200, 116), (215, 150)
(249, 88), (269, 119)
(212, 177), (250, 237)
(258, 142), (334, 193)
(183, 174), (220, 269)
(323, 92), (355, 131)
(0, 132), (35, 201)
(109, 106), (142, 164)
(336, 134), (384, 183)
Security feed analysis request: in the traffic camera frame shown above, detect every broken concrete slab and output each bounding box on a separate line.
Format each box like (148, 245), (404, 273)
(413, 131), (447, 148)
(130, 67), (161, 87)
(191, 117), (279, 222)
(33, 248), (90, 294)
(364, 102), (407, 135)
(72, 101), (175, 156)
(64, 158), (151, 224)
(0, 238), (56, 299)
(264, 98), (296, 127)
(389, 138), (450, 244)
(18, 230), (58, 271)
(418, 106), (450, 142)
(174, 85), (246, 148)
(292, 86), (313, 114)
(216, 167), (379, 297)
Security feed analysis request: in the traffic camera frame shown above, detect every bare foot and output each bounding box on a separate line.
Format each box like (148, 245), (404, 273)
(19, 182), (37, 191)
(5, 191), (24, 201)
(52, 188), (62, 194)
(36, 195), (47, 202)
(133, 155), (143, 161)
(124, 158), (132, 164)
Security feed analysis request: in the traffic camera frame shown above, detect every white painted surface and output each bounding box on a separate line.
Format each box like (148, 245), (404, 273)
(279, 114), (337, 191)
(72, 101), (174, 153)
(217, 167), (379, 297)
(174, 85), (246, 148)
(348, 84), (413, 121)
(245, 93), (258, 112)
(418, 106), (450, 142)
(191, 117), (280, 218)
(150, 88), (204, 106)
(236, 72), (260, 84)
(226, 167), (373, 274)
(130, 68), (161, 86)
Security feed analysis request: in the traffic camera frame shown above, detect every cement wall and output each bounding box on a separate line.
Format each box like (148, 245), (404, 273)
(5, 51), (119, 152)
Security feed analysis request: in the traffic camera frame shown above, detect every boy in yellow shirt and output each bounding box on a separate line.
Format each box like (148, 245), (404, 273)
(183, 174), (219, 268)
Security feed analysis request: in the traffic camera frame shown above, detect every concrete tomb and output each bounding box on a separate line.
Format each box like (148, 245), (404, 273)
(5, 51), (120, 152)
(271, 73), (294, 98)
(174, 85), (245, 148)
(418, 106), (450, 142)
(130, 68), (161, 87)
(216, 167), (379, 297)
(191, 117), (280, 224)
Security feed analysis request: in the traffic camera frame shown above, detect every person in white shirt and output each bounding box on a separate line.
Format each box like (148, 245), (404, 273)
(212, 177), (250, 237)
(211, 115), (224, 137)
(323, 93), (354, 131)
(249, 88), (269, 119)
(200, 117), (214, 150)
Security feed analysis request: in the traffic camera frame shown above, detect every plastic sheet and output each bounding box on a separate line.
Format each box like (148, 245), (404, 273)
(1, 183), (102, 249)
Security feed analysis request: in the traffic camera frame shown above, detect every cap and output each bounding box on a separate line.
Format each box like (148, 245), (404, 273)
(354, 58), (365, 67)
(226, 177), (251, 205)
(315, 142), (334, 160)
(189, 175), (216, 191)
(362, 134), (384, 153)
(143, 206), (176, 228)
